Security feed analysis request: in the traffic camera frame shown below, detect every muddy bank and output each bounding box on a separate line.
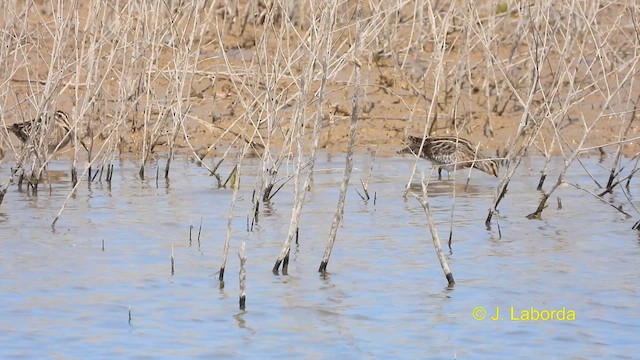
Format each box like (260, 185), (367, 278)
(1, 1), (639, 162)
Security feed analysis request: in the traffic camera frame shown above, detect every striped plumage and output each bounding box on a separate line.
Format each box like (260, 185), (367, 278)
(401, 135), (499, 178)
(9, 110), (74, 152)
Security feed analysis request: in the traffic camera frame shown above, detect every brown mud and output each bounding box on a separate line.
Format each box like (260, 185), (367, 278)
(1, 1), (639, 162)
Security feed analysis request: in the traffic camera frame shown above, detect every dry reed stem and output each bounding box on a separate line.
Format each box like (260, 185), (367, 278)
(414, 173), (454, 286)
(170, 244), (175, 276)
(568, 182), (633, 217)
(356, 147), (377, 201)
(218, 137), (248, 283)
(238, 241), (247, 310)
(600, 98), (639, 195)
(319, 0), (363, 274)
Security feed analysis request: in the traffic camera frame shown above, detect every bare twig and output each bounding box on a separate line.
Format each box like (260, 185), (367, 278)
(319, 0), (364, 274)
(238, 241), (247, 310)
(413, 173), (455, 286)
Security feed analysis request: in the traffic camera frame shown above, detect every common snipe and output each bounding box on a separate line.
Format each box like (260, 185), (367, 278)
(9, 110), (75, 153)
(401, 135), (499, 179)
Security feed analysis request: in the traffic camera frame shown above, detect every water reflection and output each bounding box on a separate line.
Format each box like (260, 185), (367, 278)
(0, 154), (638, 358)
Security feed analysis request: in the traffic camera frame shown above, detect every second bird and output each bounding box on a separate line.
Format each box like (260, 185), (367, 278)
(401, 135), (499, 179)
(9, 110), (75, 153)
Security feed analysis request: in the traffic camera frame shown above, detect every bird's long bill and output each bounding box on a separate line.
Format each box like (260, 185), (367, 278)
(476, 160), (499, 177)
(397, 146), (415, 155)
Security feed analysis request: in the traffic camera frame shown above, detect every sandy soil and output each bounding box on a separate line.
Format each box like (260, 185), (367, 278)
(1, 1), (639, 162)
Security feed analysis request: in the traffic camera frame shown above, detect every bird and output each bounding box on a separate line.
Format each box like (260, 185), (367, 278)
(400, 135), (499, 179)
(9, 110), (76, 153)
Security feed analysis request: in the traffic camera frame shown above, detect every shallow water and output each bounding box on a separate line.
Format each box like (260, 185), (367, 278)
(0, 154), (638, 358)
